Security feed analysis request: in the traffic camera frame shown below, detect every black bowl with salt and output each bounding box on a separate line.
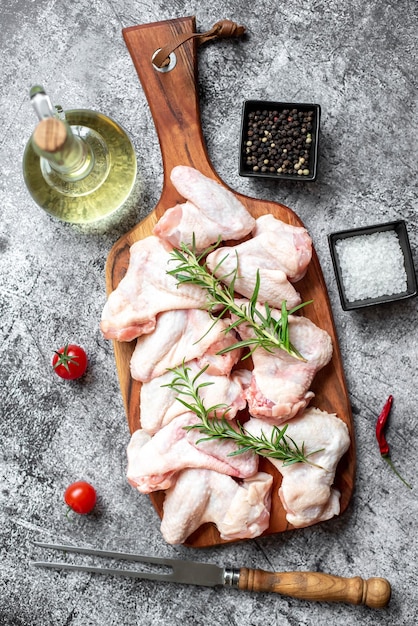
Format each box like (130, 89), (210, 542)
(328, 220), (417, 311)
(239, 100), (321, 181)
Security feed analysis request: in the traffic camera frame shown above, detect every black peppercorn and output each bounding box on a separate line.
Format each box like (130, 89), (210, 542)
(242, 105), (316, 178)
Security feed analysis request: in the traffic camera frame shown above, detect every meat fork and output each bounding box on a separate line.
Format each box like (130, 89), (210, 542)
(32, 541), (391, 608)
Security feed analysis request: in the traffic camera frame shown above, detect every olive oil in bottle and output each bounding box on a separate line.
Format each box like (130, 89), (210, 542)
(23, 86), (137, 224)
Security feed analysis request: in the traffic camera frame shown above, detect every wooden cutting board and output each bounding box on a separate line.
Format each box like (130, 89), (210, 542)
(105, 16), (355, 547)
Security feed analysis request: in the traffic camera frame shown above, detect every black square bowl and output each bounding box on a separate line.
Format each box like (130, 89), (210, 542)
(328, 220), (417, 311)
(239, 100), (321, 181)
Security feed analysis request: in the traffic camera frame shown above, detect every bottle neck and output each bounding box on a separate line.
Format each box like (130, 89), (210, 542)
(32, 118), (94, 181)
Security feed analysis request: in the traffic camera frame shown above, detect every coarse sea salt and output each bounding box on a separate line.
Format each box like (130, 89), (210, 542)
(335, 230), (407, 302)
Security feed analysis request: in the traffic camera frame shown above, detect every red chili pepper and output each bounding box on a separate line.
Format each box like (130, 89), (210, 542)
(376, 395), (412, 489)
(376, 395), (392, 456)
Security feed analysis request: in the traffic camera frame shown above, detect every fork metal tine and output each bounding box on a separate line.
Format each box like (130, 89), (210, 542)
(32, 561), (175, 582)
(33, 541), (179, 567)
(32, 541), (226, 587)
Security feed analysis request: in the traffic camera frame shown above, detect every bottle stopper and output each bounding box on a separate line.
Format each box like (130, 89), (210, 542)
(32, 117), (68, 154)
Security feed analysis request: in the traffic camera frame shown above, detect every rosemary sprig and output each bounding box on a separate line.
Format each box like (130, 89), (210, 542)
(167, 240), (312, 361)
(165, 363), (324, 468)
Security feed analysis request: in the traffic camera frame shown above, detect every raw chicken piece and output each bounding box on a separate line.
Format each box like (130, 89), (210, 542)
(161, 469), (273, 544)
(245, 408), (350, 528)
(130, 309), (242, 382)
(153, 201), (225, 252)
(252, 214), (313, 282)
(194, 333), (242, 377)
(154, 165), (255, 251)
(126, 413), (258, 494)
(100, 236), (208, 342)
(140, 363), (251, 434)
(206, 242), (302, 309)
(206, 214), (312, 300)
(204, 214), (313, 309)
(236, 302), (332, 422)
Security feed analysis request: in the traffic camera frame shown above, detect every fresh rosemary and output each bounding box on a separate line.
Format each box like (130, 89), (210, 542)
(167, 240), (311, 361)
(166, 363), (324, 467)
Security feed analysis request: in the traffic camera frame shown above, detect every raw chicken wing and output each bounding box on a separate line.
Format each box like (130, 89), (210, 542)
(130, 309), (242, 382)
(100, 236), (207, 341)
(245, 408), (350, 527)
(206, 240), (302, 309)
(153, 201), (226, 252)
(161, 469), (273, 544)
(204, 214), (313, 309)
(252, 214), (313, 282)
(126, 413), (258, 494)
(236, 302), (333, 422)
(154, 165), (255, 251)
(140, 363), (251, 434)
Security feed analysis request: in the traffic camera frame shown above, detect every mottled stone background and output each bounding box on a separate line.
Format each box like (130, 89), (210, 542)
(1, 0), (417, 624)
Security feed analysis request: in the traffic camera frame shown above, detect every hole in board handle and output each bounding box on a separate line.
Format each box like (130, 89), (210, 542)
(152, 49), (177, 72)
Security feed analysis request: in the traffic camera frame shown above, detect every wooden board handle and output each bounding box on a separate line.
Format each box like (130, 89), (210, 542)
(238, 568), (391, 608)
(123, 17), (218, 202)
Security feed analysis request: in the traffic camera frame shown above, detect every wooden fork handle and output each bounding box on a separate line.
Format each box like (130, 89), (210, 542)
(238, 568), (391, 608)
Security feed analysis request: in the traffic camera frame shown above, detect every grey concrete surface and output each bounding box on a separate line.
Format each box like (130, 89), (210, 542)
(1, 0), (417, 624)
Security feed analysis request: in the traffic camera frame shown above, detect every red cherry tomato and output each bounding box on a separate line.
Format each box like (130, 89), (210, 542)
(64, 481), (97, 515)
(52, 344), (88, 380)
